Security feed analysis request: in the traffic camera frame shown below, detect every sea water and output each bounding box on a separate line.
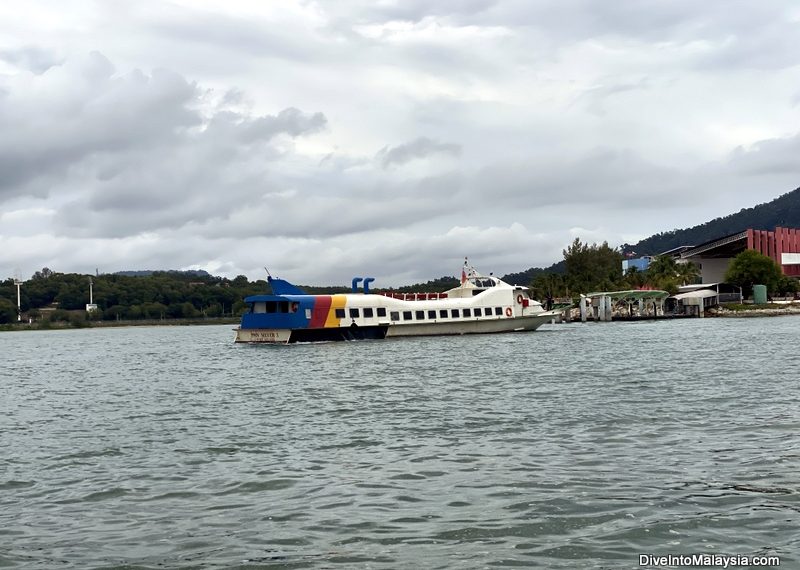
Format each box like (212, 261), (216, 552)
(2, 318), (799, 568)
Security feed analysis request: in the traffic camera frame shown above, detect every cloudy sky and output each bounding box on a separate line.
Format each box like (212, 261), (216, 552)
(2, 1), (800, 285)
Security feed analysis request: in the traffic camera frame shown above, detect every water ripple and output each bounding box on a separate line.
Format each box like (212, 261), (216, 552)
(2, 319), (799, 568)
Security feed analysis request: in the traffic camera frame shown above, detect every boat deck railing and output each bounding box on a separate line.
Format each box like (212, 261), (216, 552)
(378, 292), (450, 301)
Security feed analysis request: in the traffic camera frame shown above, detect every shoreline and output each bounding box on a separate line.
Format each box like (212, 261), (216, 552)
(710, 306), (800, 318)
(1, 317), (239, 332)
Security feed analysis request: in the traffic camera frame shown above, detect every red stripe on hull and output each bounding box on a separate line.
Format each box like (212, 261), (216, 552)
(309, 296), (332, 328)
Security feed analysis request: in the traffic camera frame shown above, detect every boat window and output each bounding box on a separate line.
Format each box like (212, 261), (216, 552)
(254, 302), (266, 313)
(335, 308), (346, 318)
(450, 309), (460, 318)
(415, 310), (425, 320)
(494, 307), (502, 315)
(363, 308), (374, 318)
(290, 302), (299, 313)
(280, 301), (290, 313)
(403, 311), (413, 321)
(474, 308), (482, 317)
(439, 309), (448, 318)
(427, 310), (436, 319)
(349, 308), (359, 318)
(390, 311), (400, 321)
(377, 307), (387, 318)
(463, 308), (472, 317)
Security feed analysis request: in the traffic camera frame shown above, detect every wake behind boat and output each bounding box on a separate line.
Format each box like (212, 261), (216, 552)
(234, 261), (563, 344)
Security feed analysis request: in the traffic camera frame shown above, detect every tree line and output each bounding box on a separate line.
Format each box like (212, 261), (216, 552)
(527, 238), (798, 301)
(0, 270), (268, 325)
(2, 244), (797, 325)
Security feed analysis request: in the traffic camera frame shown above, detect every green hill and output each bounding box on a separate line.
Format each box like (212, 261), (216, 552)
(500, 185), (800, 285)
(622, 186), (800, 255)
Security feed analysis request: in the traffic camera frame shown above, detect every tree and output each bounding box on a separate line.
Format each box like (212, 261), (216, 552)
(676, 261), (700, 286)
(644, 255), (698, 294)
(0, 298), (17, 323)
(724, 250), (784, 297)
(623, 266), (648, 289)
(646, 255), (678, 281)
(55, 282), (88, 310)
(530, 273), (565, 300)
(563, 238), (623, 294)
(32, 267), (54, 280)
(777, 275), (799, 296)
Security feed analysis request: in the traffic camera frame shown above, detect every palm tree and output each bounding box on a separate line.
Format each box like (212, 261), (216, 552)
(676, 261), (700, 286)
(623, 266), (647, 289)
(646, 255), (679, 281)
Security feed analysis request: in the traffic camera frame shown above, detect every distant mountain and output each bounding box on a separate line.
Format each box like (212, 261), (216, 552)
(623, 186), (800, 255)
(499, 186), (800, 286)
(501, 260), (566, 285)
(114, 269), (211, 278)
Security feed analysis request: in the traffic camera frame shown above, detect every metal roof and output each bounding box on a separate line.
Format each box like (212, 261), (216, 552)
(678, 283), (720, 291)
(672, 289), (719, 300)
(585, 289), (669, 301)
(679, 231), (747, 259)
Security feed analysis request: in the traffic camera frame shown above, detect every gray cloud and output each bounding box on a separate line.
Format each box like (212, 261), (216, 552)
(576, 78), (651, 116)
(728, 134), (800, 177)
(376, 137), (462, 169)
(0, 52), (328, 239)
(2, 2), (800, 284)
(345, 0), (497, 23)
(147, 7), (337, 65)
(0, 46), (61, 74)
(0, 52), (200, 199)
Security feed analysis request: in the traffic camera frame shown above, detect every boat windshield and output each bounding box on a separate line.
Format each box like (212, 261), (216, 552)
(251, 300), (300, 314)
(469, 276), (497, 288)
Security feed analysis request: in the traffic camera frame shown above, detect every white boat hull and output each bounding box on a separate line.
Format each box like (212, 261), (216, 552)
(384, 312), (555, 338)
(235, 312), (558, 344)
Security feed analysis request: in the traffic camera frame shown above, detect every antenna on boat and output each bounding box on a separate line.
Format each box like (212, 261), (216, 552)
(264, 267), (272, 278)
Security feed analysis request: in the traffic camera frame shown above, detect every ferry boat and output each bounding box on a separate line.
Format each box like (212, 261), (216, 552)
(234, 261), (563, 343)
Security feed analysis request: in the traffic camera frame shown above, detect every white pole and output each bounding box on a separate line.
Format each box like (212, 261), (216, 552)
(15, 280), (21, 322)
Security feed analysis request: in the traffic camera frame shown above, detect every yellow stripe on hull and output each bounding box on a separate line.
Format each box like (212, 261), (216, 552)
(324, 294), (347, 328)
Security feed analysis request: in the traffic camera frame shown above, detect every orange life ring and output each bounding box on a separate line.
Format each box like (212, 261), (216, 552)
(516, 294), (524, 304)
(505, 307), (512, 317)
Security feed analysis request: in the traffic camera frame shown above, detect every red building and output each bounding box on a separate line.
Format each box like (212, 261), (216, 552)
(679, 227), (800, 282)
(747, 227), (800, 277)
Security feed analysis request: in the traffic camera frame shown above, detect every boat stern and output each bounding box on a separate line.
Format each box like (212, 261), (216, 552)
(234, 327), (292, 344)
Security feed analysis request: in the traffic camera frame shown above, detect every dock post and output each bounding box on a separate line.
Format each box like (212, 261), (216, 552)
(580, 295), (587, 322)
(605, 296), (613, 321)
